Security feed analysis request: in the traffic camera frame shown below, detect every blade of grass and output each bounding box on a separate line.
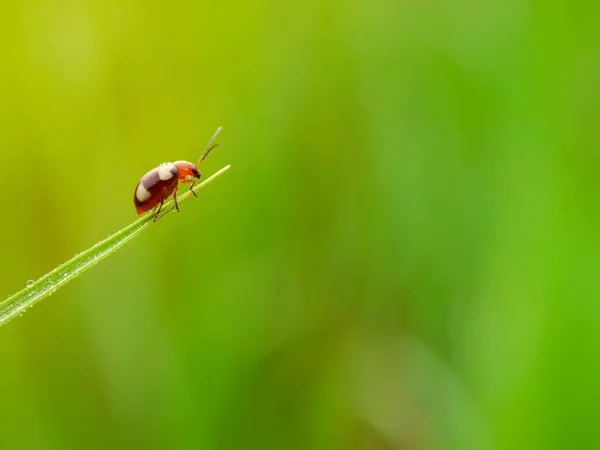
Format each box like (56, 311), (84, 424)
(0, 164), (231, 328)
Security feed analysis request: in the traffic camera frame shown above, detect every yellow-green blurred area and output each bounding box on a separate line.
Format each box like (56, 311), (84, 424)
(1, 0), (600, 448)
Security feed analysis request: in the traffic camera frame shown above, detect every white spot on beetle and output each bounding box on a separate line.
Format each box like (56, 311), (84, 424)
(136, 183), (151, 202)
(158, 162), (177, 180)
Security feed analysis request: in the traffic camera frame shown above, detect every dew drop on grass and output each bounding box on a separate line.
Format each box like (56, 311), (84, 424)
(26, 280), (34, 287)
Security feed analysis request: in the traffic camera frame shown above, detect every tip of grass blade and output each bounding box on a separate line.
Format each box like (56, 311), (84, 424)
(152, 164), (231, 222)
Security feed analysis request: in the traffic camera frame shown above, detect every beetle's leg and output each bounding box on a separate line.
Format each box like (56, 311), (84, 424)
(153, 198), (164, 222)
(173, 186), (180, 212)
(183, 180), (197, 197)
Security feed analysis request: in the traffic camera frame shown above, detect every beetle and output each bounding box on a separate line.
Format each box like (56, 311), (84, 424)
(134, 126), (222, 221)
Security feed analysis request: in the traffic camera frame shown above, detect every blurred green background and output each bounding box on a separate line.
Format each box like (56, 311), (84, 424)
(1, 1), (599, 449)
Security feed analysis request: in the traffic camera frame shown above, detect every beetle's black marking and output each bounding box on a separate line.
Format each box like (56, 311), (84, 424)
(140, 167), (161, 189)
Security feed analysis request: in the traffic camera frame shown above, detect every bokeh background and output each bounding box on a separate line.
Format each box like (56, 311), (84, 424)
(1, 1), (599, 449)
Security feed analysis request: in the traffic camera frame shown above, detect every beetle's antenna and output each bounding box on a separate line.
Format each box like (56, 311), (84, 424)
(197, 126), (223, 167)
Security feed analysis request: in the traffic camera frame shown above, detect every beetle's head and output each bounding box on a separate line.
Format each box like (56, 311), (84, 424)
(173, 161), (199, 181)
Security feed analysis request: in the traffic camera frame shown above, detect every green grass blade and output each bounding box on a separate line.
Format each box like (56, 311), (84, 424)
(0, 164), (231, 328)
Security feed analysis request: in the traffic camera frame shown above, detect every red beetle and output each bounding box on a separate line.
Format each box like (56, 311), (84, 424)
(134, 127), (222, 221)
